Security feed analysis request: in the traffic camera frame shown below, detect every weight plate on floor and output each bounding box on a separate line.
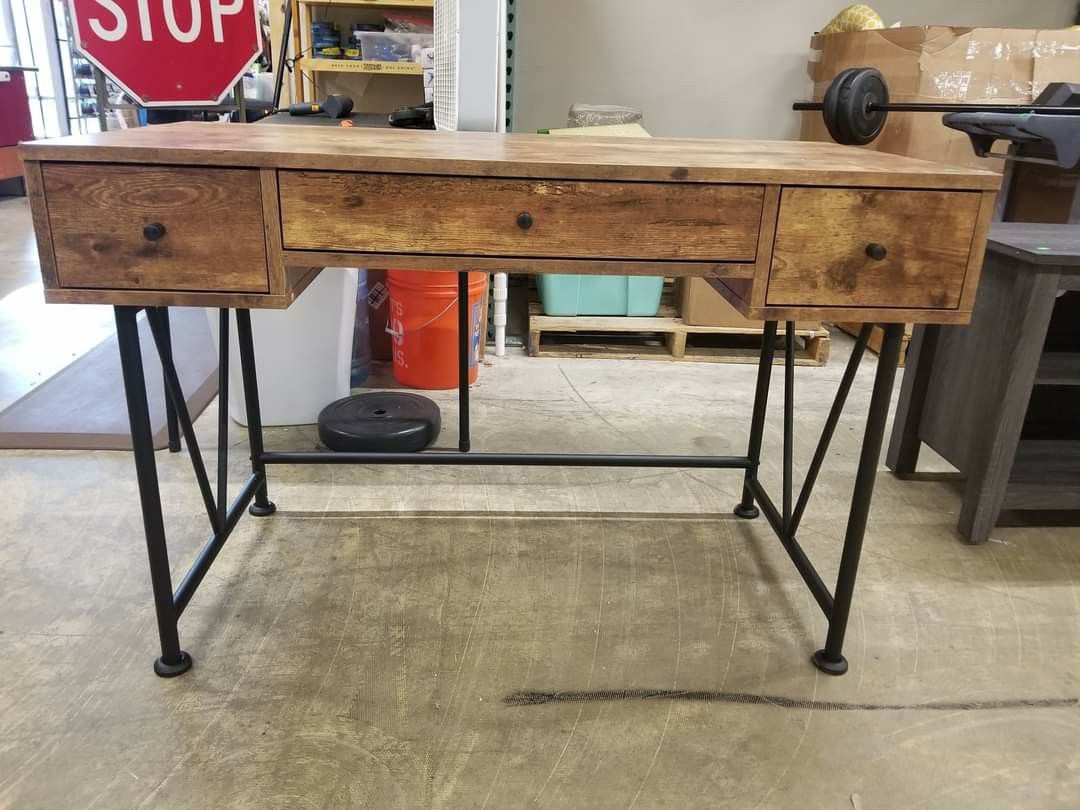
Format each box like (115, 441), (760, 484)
(318, 392), (442, 453)
(836, 67), (889, 145)
(822, 67), (862, 145)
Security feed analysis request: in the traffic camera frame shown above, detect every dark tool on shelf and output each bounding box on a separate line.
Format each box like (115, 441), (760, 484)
(794, 67), (1080, 167)
(389, 101), (435, 129)
(318, 392), (441, 453)
(288, 93), (354, 119)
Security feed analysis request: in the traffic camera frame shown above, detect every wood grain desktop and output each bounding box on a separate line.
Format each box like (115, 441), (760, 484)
(20, 123), (999, 324)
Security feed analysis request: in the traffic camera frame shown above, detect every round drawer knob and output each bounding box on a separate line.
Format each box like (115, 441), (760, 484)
(865, 243), (887, 261)
(516, 212), (533, 231)
(143, 222), (167, 242)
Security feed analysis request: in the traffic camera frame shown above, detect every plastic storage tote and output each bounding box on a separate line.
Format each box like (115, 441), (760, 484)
(353, 31), (433, 62)
(537, 274), (664, 316)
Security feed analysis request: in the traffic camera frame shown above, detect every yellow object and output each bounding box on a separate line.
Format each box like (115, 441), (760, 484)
(821, 4), (885, 34)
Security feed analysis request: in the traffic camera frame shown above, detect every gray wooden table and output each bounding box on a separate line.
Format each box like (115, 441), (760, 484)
(887, 223), (1080, 544)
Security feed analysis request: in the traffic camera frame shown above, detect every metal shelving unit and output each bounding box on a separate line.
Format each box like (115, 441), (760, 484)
(505, 0), (515, 131)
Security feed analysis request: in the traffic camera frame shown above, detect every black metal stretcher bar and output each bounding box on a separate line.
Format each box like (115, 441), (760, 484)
(113, 273), (905, 680)
(261, 452), (752, 468)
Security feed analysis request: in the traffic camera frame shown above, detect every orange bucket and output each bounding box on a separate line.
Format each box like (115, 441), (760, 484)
(387, 270), (488, 390)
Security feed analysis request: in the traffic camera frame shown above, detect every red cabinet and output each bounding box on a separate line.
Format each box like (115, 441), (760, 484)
(1, 66), (34, 182)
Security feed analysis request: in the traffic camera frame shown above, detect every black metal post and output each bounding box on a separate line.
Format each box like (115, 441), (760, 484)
(160, 309), (181, 453)
(735, 321), (778, 519)
(813, 323), (905, 676)
(236, 309), (276, 516)
(458, 271), (471, 453)
(216, 309), (230, 532)
(782, 323), (795, 532)
(114, 306), (192, 678)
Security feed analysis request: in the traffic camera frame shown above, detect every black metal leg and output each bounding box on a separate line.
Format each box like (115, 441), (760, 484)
(114, 306), (192, 678)
(813, 323), (905, 676)
(782, 323), (795, 532)
(735, 320), (778, 519)
(458, 271), (471, 453)
(216, 310), (229, 531)
(160, 309), (181, 453)
(236, 309), (275, 516)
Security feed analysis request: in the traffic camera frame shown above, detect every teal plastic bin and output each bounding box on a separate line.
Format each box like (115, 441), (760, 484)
(538, 274), (664, 316)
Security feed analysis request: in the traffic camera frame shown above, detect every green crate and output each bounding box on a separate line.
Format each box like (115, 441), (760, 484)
(537, 274), (664, 316)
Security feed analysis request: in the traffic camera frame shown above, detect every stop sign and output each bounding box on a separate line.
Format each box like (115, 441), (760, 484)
(69, 0), (261, 106)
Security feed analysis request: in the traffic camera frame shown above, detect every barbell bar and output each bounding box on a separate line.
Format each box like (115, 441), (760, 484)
(793, 67), (1080, 146)
(793, 100), (1080, 114)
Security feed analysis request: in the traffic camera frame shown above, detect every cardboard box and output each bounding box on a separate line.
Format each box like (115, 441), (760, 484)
(677, 278), (816, 330)
(800, 27), (1080, 170)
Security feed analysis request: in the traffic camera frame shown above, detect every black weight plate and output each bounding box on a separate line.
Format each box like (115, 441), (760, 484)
(318, 392), (442, 452)
(823, 67), (862, 144)
(837, 67), (889, 145)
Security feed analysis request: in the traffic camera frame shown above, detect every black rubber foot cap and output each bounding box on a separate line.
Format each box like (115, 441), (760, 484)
(248, 500), (277, 517)
(733, 503), (760, 519)
(154, 651), (193, 678)
(812, 650), (848, 676)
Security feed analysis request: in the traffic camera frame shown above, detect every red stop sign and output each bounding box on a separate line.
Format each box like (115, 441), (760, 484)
(69, 0), (261, 106)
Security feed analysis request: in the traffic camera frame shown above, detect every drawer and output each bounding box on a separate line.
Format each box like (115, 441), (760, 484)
(43, 164), (269, 292)
(280, 171), (764, 262)
(766, 188), (982, 309)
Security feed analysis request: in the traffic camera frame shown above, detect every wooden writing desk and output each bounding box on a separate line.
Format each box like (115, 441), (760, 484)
(20, 123), (999, 678)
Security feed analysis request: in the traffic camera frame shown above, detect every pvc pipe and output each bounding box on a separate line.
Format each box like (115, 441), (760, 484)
(493, 271), (508, 356)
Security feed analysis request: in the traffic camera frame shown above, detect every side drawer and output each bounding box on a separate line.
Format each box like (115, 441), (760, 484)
(766, 187), (982, 309)
(43, 164), (269, 293)
(279, 171), (765, 262)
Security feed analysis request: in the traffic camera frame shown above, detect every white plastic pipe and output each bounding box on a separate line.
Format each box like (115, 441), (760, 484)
(493, 271), (508, 356)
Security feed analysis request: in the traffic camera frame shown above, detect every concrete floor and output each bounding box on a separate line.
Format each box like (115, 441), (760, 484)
(3, 194), (1080, 809)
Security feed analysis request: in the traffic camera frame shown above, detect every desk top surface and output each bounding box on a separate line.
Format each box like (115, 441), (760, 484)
(20, 122), (1001, 190)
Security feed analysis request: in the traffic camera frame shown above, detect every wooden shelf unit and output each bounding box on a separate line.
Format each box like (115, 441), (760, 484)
(299, 57), (423, 75)
(290, 0), (430, 104)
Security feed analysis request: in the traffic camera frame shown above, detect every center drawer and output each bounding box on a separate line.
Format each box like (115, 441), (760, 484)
(279, 171), (764, 262)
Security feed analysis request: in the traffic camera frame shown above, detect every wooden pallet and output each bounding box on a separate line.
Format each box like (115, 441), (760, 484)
(528, 303), (831, 365)
(832, 322), (913, 367)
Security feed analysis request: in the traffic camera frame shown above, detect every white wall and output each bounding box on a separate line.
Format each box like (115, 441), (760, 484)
(514, 0), (1078, 138)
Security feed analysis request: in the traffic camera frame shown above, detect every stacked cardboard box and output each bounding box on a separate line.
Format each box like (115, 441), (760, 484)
(677, 279), (816, 330)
